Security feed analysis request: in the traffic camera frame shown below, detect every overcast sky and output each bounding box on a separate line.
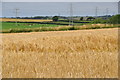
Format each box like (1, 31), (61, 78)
(1, 0), (119, 17)
(2, 2), (118, 17)
(1, 0), (120, 2)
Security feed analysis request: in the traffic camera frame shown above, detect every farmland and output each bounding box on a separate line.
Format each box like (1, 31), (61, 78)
(1, 18), (52, 22)
(1, 28), (118, 78)
(0, 18), (83, 32)
(1, 22), (61, 30)
(1, 18), (63, 31)
(1, 17), (120, 33)
(0, 16), (119, 78)
(1, 22), (119, 33)
(1, 2), (119, 79)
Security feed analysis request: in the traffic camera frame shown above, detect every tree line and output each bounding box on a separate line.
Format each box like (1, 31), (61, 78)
(52, 14), (120, 24)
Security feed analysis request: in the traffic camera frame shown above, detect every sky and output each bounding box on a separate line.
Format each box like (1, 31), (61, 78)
(1, 0), (120, 2)
(2, 2), (118, 17)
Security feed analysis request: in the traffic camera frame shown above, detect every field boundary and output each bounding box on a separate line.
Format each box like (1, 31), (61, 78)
(1, 24), (120, 33)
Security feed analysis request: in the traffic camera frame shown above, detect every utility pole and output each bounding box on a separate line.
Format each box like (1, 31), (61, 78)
(106, 8), (109, 19)
(105, 8), (109, 24)
(58, 13), (60, 20)
(95, 7), (98, 18)
(58, 13), (60, 17)
(69, 3), (73, 26)
(118, 1), (120, 14)
(15, 8), (19, 26)
(0, 0), (2, 17)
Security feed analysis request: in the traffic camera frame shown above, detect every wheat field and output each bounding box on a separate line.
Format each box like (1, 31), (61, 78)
(1, 18), (52, 22)
(0, 28), (118, 78)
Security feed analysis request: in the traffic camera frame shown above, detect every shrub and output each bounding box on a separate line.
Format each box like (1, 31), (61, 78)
(87, 17), (95, 21)
(52, 16), (59, 22)
(80, 17), (84, 21)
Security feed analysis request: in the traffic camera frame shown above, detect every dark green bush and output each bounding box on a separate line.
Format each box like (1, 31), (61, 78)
(52, 16), (59, 22)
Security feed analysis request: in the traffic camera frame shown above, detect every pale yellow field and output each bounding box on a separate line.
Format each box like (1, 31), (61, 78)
(1, 18), (52, 22)
(0, 28), (118, 78)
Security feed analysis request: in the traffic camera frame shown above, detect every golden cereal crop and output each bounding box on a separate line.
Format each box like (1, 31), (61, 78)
(0, 28), (118, 78)
(1, 18), (52, 22)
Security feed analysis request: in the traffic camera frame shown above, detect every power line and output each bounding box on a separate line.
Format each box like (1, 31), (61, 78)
(15, 8), (20, 26)
(15, 8), (19, 17)
(58, 13), (60, 17)
(105, 8), (109, 24)
(95, 7), (98, 17)
(118, 1), (120, 14)
(69, 3), (73, 26)
(106, 8), (109, 16)
(106, 8), (109, 20)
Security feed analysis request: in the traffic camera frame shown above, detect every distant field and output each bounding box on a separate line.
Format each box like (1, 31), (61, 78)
(1, 18), (120, 33)
(1, 28), (118, 78)
(1, 18), (52, 22)
(1, 22), (61, 31)
(1, 22), (119, 33)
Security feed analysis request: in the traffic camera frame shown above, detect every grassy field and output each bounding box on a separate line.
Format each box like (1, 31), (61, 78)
(1, 28), (118, 78)
(1, 22), (62, 30)
(1, 20), (85, 31)
(1, 21), (119, 33)
(0, 18), (89, 30)
(1, 18), (120, 33)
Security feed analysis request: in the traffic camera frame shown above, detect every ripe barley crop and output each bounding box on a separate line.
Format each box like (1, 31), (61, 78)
(1, 18), (52, 22)
(0, 28), (118, 78)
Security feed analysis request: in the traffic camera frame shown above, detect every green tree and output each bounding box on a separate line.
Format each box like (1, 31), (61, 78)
(109, 14), (120, 24)
(87, 17), (95, 21)
(80, 17), (83, 21)
(52, 16), (59, 22)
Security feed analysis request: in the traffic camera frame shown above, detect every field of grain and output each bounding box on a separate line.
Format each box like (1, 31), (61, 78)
(1, 18), (52, 22)
(1, 28), (118, 78)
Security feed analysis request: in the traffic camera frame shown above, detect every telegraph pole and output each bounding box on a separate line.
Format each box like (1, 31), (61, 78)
(58, 13), (60, 17)
(106, 8), (109, 19)
(118, 1), (120, 14)
(105, 8), (109, 24)
(58, 13), (60, 20)
(69, 3), (73, 26)
(69, 3), (71, 26)
(15, 8), (19, 26)
(95, 7), (98, 17)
